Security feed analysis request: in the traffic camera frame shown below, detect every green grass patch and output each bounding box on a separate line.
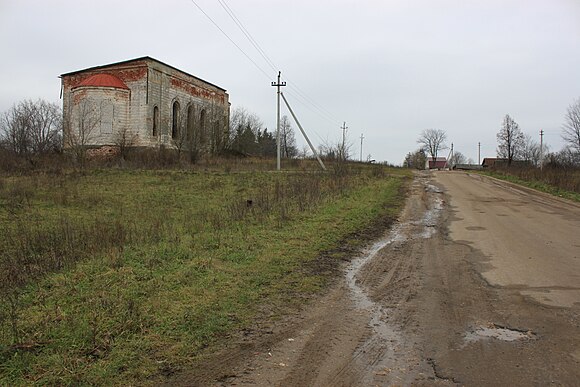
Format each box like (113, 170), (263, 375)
(0, 165), (409, 385)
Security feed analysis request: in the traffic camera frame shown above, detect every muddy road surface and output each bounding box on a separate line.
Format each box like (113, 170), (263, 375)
(181, 172), (580, 386)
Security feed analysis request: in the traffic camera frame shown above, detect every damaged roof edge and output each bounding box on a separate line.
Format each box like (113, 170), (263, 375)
(59, 56), (227, 92)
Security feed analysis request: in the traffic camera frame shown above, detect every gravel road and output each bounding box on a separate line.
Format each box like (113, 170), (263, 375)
(179, 171), (580, 386)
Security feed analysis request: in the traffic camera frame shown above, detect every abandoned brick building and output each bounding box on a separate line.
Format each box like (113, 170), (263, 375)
(60, 56), (230, 154)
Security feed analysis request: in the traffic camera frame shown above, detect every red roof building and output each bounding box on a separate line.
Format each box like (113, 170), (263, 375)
(426, 157), (447, 170)
(60, 57), (230, 153)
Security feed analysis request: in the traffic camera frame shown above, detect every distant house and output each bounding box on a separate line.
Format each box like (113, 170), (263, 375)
(481, 158), (507, 168)
(425, 157), (447, 170)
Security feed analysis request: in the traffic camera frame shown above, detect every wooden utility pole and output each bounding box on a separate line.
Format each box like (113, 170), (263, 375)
(271, 71), (286, 170)
(478, 142), (481, 165)
(449, 142), (454, 168)
(360, 133), (364, 162)
(540, 129), (544, 170)
(341, 122), (348, 160)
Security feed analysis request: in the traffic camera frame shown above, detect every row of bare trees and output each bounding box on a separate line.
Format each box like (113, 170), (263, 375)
(495, 115), (547, 166)
(497, 105), (580, 168)
(410, 97), (580, 169)
(1, 98), (358, 167)
(0, 99), (62, 156)
(496, 98), (580, 167)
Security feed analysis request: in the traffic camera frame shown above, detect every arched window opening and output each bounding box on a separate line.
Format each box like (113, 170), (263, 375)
(187, 105), (195, 143)
(172, 101), (180, 139)
(199, 109), (206, 144)
(152, 106), (159, 136)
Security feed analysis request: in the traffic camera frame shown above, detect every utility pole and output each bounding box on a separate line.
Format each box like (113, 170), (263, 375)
(478, 142), (481, 165)
(449, 142), (454, 168)
(271, 71), (286, 171)
(539, 129), (544, 170)
(341, 122), (348, 160)
(360, 133), (364, 162)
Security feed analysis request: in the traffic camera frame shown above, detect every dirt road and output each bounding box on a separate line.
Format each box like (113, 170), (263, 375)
(184, 171), (580, 386)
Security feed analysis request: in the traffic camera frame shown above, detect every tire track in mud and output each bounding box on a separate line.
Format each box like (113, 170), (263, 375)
(222, 174), (451, 387)
(339, 176), (450, 386)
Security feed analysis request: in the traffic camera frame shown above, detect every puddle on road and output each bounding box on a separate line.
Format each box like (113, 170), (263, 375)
(419, 184), (445, 238)
(344, 224), (406, 380)
(345, 178), (446, 332)
(464, 324), (535, 344)
(345, 223), (406, 312)
(343, 178), (446, 382)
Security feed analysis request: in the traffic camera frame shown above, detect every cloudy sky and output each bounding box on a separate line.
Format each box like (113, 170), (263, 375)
(1, 0), (579, 164)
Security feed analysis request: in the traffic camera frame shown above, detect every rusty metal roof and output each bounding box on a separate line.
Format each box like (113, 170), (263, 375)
(75, 73), (129, 90)
(60, 56), (226, 92)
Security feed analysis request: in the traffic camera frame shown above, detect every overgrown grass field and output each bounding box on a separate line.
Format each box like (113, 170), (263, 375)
(482, 166), (580, 202)
(0, 164), (409, 385)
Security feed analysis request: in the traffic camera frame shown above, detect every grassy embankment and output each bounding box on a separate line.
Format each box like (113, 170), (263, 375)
(0, 164), (409, 385)
(481, 167), (580, 202)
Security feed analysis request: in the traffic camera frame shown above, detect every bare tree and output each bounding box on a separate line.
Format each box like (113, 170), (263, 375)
(0, 103), (31, 155)
(449, 151), (467, 166)
(547, 147), (580, 167)
(228, 106), (264, 155)
(563, 98), (580, 154)
(27, 99), (62, 154)
(337, 135), (352, 162)
(403, 148), (427, 169)
(496, 114), (524, 166)
(0, 99), (62, 155)
(417, 129), (447, 162)
(206, 100), (228, 156)
(65, 99), (99, 166)
(115, 125), (137, 161)
(521, 133), (545, 166)
(280, 115), (298, 158)
(318, 140), (336, 160)
(184, 104), (201, 162)
(172, 107), (189, 160)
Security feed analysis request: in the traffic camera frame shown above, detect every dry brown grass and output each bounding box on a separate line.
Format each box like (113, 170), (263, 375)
(492, 165), (580, 193)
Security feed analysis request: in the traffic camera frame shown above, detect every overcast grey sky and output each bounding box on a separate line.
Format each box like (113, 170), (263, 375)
(1, 0), (579, 164)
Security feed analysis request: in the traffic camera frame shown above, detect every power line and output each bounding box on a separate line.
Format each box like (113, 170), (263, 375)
(188, 0), (344, 143)
(215, 0), (278, 73)
(211, 0), (342, 126)
(284, 89), (337, 126)
(283, 90), (330, 143)
(188, 0), (272, 80)
(286, 82), (341, 124)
